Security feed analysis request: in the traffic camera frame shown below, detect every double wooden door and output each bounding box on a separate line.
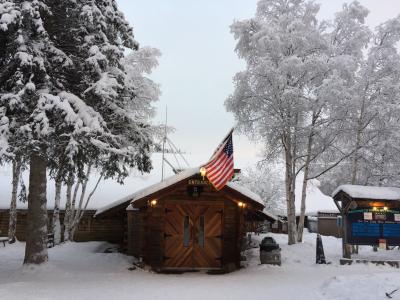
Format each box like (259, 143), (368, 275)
(164, 202), (223, 269)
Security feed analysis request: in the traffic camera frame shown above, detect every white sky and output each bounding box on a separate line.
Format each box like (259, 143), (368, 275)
(117, 0), (400, 169)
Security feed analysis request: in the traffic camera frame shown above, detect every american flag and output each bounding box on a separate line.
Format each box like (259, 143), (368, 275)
(203, 130), (234, 190)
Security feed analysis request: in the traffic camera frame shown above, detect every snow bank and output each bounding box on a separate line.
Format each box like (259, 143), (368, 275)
(1, 232), (399, 300)
(293, 178), (338, 216)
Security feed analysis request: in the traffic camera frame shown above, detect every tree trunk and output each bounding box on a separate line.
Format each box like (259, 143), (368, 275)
(70, 179), (81, 224)
(63, 174), (74, 242)
(297, 125), (314, 243)
(8, 157), (21, 243)
(351, 98), (366, 185)
(297, 165), (310, 243)
(79, 173), (103, 221)
(71, 164), (92, 240)
(52, 176), (62, 245)
(284, 134), (297, 245)
(24, 151), (48, 265)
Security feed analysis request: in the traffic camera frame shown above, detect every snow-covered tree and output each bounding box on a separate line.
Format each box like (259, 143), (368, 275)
(294, 1), (371, 242)
(319, 14), (400, 193)
(52, 1), (160, 240)
(226, 0), (375, 244)
(0, 0), (159, 262)
(227, 0), (330, 244)
(235, 166), (285, 215)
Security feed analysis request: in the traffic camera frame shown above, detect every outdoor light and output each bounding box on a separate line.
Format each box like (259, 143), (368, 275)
(238, 202), (246, 208)
(372, 207), (377, 211)
(384, 206), (388, 211)
(200, 167), (207, 179)
(150, 199), (157, 207)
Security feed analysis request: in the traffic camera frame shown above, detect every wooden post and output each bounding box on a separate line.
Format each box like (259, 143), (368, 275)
(342, 212), (351, 259)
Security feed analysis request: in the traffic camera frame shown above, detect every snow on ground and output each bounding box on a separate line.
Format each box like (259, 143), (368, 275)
(1, 232), (400, 300)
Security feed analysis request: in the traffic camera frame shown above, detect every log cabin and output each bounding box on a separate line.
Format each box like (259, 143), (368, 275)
(95, 168), (276, 272)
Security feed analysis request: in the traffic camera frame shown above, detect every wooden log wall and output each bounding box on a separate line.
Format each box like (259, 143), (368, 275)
(0, 209), (125, 244)
(222, 199), (240, 270)
(144, 204), (165, 270)
(127, 208), (145, 257)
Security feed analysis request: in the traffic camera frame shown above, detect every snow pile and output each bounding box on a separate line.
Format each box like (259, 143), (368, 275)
(332, 184), (400, 200)
(295, 179), (338, 215)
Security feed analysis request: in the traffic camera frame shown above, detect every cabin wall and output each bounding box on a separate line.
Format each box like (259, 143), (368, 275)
(75, 212), (125, 243)
(222, 199), (240, 269)
(318, 216), (341, 238)
(127, 208), (146, 257)
(144, 204), (165, 270)
(0, 209), (124, 244)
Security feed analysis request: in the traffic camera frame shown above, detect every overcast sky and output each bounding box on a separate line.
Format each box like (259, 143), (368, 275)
(117, 0), (400, 169)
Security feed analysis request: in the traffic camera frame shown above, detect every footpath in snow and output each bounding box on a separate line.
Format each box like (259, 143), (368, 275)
(0, 232), (399, 300)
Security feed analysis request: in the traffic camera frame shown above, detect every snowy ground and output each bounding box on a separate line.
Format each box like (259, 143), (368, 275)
(1, 233), (400, 300)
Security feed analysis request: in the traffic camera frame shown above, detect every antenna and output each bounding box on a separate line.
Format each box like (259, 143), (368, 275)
(161, 106), (167, 181)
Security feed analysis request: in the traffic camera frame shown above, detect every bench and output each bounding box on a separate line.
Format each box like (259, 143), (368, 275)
(0, 234), (55, 247)
(0, 237), (8, 247)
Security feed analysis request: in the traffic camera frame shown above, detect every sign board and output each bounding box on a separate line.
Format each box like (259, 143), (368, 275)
(347, 208), (400, 246)
(363, 212), (372, 220)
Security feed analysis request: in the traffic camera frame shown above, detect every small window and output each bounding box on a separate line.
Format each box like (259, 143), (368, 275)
(183, 216), (190, 247)
(198, 215), (205, 247)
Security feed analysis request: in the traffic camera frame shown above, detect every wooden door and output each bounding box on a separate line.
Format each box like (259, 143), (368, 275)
(192, 204), (223, 268)
(164, 202), (223, 269)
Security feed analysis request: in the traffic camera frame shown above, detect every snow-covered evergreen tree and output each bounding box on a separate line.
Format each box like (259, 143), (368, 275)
(0, 0), (159, 262)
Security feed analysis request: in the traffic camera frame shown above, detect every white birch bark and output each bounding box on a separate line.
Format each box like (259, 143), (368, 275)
(283, 133), (297, 245)
(63, 174), (74, 242)
(52, 176), (62, 245)
(8, 158), (21, 243)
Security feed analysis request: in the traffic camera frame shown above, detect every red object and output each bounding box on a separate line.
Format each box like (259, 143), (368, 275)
(379, 239), (387, 249)
(203, 130), (234, 190)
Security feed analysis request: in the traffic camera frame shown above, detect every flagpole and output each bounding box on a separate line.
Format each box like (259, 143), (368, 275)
(161, 106), (167, 181)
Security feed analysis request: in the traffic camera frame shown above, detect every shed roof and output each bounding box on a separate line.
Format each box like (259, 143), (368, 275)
(332, 185), (400, 201)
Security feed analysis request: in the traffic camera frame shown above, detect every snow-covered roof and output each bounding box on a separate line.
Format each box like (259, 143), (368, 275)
(95, 168), (266, 217)
(95, 168), (198, 216)
(227, 182), (263, 205)
(290, 178), (339, 216)
(332, 185), (400, 200)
